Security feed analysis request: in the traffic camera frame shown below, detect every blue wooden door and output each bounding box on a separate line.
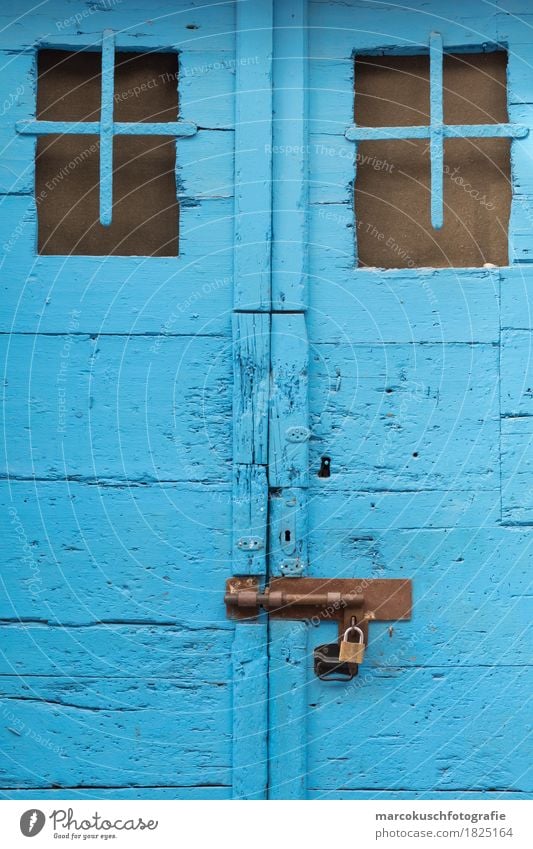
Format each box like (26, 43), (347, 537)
(265, 0), (532, 800)
(0, 0), (248, 800)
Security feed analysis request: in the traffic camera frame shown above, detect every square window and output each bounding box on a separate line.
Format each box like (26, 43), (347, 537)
(354, 51), (511, 268)
(36, 49), (179, 256)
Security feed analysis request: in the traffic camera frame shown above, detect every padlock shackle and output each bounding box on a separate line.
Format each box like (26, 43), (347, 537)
(342, 624), (365, 643)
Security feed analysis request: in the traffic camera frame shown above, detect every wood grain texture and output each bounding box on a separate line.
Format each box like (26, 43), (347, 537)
(303, 0), (533, 799)
(0, 0), (235, 52)
(0, 195), (234, 336)
(231, 622), (268, 799)
(305, 667), (531, 792)
(308, 342), (500, 491)
(268, 487), (308, 576)
(1, 333), (232, 482)
(271, 0), (308, 310)
(0, 676), (232, 788)
(268, 621), (307, 799)
(232, 312), (270, 465)
(269, 313), (309, 487)
(307, 525), (532, 666)
(1, 481), (231, 625)
(232, 464), (268, 575)
(0, 623), (234, 678)
(233, 0), (272, 310)
(0, 787), (232, 799)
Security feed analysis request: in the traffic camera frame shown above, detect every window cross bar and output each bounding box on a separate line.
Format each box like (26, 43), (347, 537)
(17, 29), (198, 227)
(345, 32), (529, 229)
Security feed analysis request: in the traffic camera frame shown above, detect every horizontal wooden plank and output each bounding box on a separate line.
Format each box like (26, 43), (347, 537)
(308, 0), (501, 58)
(307, 525), (532, 665)
(307, 488), (500, 530)
(0, 624), (234, 678)
(308, 342), (500, 490)
(306, 666), (532, 792)
(0, 676), (232, 788)
(0, 786), (231, 798)
(1, 333), (232, 481)
(1, 481), (232, 624)
(0, 2), (235, 51)
(308, 790), (528, 799)
(0, 196), (234, 335)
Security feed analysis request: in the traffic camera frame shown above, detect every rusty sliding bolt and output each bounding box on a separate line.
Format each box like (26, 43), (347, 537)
(224, 586), (364, 612)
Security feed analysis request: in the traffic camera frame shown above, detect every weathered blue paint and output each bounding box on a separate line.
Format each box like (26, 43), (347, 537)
(269, 488), (308, 577)
(229, 0), (273, 799)
(271, 0), (308, 310)
(232, 312), (270, 466)
(268, 621), (307, 799)
(231, 623), (269, 800)
(303, 0), (532, 799)
(1, 0), (532, 802)
(343, 124), (528, 141)
(233, 464), (268, 575)
(233, 0), (273, 311)
(429, 32), (444, 229)
(17, 120), (198, 137)
(1, 0), (236, 799)
(268, 313), (309, 489)
(99, 29), (115, 226)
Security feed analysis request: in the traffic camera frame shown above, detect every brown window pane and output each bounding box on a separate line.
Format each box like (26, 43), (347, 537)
(36, 49), (179, 256)
(354, 52), (510, 268)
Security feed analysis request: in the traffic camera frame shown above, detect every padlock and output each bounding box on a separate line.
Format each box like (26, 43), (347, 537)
(313, 642), (358, 680)
(339, 624), (365, 664)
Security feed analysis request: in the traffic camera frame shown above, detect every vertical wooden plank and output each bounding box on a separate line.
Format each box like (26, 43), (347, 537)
(269, 312), (309, 488)
(267, 3), (310, 798)
(232, 622), (269, 800)
(268, 621), (308, 799)
(234, 0), (273, 310)
(232, 312), (270, 464)
(233, 464), (268, 574)
(272, 0), (308, 310)
(231, 0), (273, 800)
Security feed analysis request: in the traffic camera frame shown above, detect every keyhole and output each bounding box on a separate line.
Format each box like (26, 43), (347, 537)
(318, 456), (331, 478)
(284, 530), (291, 542)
